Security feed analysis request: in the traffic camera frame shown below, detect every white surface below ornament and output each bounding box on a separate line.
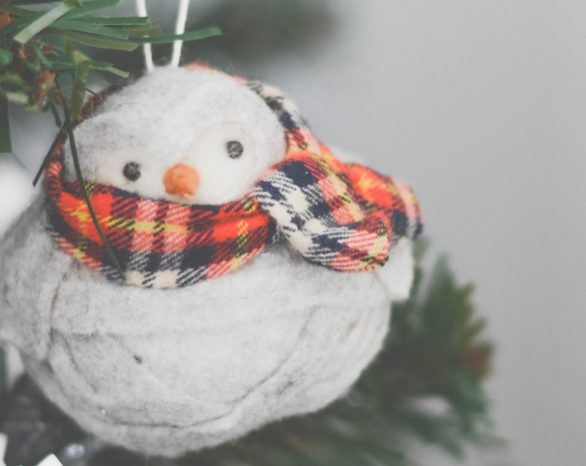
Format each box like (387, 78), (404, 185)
(35, 455), (64, 466)
(0, 156), (37, 237)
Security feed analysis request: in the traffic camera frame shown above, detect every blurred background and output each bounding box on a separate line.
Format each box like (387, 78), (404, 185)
(2, 1), (586, 465)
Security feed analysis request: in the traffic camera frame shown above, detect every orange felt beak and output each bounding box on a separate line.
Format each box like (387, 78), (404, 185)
(164, 163), (199, 198)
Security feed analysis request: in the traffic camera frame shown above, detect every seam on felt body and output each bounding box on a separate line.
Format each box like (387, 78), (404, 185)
(40, 305), (318, 430)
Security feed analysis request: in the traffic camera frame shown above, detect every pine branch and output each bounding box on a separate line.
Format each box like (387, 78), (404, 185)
(0, 0), (221, 153)
(59, 81), (124, 278)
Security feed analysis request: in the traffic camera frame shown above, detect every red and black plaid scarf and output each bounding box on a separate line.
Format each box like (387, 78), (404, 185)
(45, 71), (422, 289)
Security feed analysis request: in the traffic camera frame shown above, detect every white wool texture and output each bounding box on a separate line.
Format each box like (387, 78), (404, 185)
(64, 66), (287, 205)
(0, 196), (414, 456)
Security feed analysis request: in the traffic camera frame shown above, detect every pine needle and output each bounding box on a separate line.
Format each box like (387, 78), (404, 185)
(60, 84), (124, 279)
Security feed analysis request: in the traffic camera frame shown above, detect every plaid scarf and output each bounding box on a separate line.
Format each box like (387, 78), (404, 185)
(45, 74), (423, 289)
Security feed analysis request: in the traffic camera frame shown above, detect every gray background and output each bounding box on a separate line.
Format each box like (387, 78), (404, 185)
(1, 1), (585, 465)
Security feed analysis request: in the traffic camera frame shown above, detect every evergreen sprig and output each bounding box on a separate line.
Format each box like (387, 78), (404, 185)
(0, 252), (500, 466)
(0, 0), (221, 153)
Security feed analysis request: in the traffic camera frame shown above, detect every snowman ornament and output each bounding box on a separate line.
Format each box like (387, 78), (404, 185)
(0, 30), (422, 458)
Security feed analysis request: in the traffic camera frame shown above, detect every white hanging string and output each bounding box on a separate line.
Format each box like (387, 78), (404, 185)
(171, 0), (190, 67)
(135, 0), (154, 72)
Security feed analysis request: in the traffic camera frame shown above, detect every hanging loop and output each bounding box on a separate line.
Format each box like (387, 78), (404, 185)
(171, 0), (190, 67)
(135, 0), (154, 71)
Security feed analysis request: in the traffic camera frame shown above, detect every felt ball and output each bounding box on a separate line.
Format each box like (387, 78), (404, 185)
(0, 197), (412, 456)
(0, 65), (418, 456)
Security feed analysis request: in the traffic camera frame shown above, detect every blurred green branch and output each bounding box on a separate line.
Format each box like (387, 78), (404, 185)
(0, 0), (221, 154)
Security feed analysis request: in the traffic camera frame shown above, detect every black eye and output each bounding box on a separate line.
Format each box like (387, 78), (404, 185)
(226, 140), (244, 159)
(123, 162), (141, 181)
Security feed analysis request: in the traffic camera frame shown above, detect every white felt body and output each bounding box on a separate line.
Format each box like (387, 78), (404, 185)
(0, 196), (413, 456)
(0, 65), (416, 456)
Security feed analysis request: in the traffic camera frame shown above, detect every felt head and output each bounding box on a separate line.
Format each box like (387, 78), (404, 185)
(64, 66), (287, 205)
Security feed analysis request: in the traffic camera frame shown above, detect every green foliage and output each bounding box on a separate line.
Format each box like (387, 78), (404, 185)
(87, 0), (337, 77)
(0, 96), (9, 152)
(0, 0), (221, 153)
(0, 251), (500, 466)
(368, 254), (496, 457)
(185, 0), (335, 64)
